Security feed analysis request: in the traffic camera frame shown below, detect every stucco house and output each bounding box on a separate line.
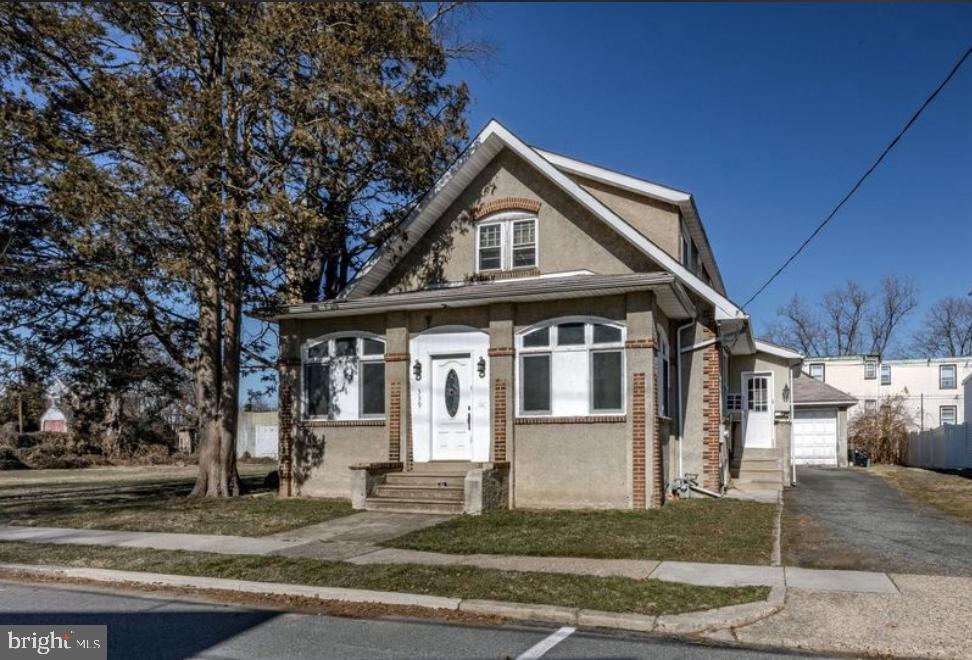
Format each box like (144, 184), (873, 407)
(267, 120), (801, 513)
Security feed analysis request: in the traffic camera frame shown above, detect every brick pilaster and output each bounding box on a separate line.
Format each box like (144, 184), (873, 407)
(388, 381), (402, 462)
(701, 324), (722, 491)
(632, 372), (647, 509)
(492, 379), (507, 461)
(276, 357), (299, 498)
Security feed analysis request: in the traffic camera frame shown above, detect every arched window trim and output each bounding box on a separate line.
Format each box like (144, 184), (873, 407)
(516, 317), (626, 417)
(301, 332), (386, 421)
(476, 211), (539, 273)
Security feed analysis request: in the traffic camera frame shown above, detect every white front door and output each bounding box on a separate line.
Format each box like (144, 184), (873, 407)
(793, 408), (838, 466)
(431, 354), (472, 460)
(742, 372), (774, 448)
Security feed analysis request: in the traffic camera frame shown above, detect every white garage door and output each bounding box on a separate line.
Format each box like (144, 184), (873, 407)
(793, 408), (838, 466)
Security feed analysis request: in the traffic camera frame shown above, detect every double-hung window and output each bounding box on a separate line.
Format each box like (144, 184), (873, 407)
(809, 363), (825, 382)
(940, 364), (957, 390)
(518, 319), (625, 416)
(864, 360), (877, 380)
(303, 335), (385, 420)
(880, 364), (891, 386)
(477, 213), (538, 272)
(940, 405), (957, 426)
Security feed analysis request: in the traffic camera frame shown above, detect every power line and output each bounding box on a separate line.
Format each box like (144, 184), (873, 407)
(743, 43), (972, 310)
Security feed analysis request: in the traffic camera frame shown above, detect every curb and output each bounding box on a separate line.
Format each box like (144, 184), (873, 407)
(0, 563), (785, 635)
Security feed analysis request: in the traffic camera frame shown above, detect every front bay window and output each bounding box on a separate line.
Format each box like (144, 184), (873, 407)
(518, 319), (625, 416)
(303, 334), (385, 420)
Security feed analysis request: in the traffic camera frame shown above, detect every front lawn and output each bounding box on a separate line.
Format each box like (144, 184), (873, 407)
(0, 541), (768, 615)
(385, 499), (777, 564)
(0, 465), (353, 536)
(871, 464), (972, 525)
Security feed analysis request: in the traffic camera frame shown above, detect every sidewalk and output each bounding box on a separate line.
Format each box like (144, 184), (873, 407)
(0, 522), (915, 593)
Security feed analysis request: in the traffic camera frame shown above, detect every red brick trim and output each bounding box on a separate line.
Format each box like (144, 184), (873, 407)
(493, 379), (507, 461)
(515, 415), (626, 425)
(389, 381), (402, 461)
(473, 197), (541, 220)
(701, 325), (722, 491)
(625, 338), (656, 350)
(488, 347), (516, 358)
(300, 419), (386, 428)
(278, 383), (295, 497)
(651, 380), (665, 509)
(632, 373), (647, 509)
(384, 352), (409, 363)
(471, 267), (541, 282)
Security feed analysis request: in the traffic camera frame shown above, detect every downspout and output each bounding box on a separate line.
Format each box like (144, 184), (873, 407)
(789, 365), (797, 486)
(675, 318), (697, 480)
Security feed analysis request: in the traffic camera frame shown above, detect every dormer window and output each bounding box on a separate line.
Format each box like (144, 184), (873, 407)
(476, 212), (537, 272)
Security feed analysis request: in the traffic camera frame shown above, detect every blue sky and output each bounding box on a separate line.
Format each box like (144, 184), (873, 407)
(447, 2), (972, 338)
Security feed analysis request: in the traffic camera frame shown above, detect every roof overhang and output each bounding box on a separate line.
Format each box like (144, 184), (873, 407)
(533, 148), (727, 295)
(342, 119), (747, 323)
(263, 273), (695, 322)
(753, 339), (804, 363)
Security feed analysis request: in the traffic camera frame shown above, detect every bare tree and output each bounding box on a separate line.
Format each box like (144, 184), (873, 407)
(866, 276), (918, 355)
(761, 276), (918, 358)
(822, 281), (870, 355)
(911, 296), (972, 357)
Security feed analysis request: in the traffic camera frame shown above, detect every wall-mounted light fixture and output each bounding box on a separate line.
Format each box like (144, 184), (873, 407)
(477, 356), (487, 378)
(413, 359), (422, 381)
(782, 383), (790, 403)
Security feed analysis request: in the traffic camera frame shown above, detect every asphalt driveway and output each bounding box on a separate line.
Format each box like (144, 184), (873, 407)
(783, 467), (972, 576)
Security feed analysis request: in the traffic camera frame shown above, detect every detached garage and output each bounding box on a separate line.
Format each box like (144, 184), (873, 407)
(792, 374), (857, 467)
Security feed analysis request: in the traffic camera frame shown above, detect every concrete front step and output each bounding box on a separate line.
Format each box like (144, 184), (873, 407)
(731, 457), (781, 468)
(373, 484), (464, 501)
(731, 466), (784, 481)
(364, 497), (464, 514)
(385, 473), (466, 488)
(731, 478), (783, 492)
(732, 448), (782, 460)
(409, 461), (482, 473)
(724, 488), (780, 503)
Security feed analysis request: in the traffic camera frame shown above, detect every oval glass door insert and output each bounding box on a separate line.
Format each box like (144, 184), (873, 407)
(444, 369), (460, 418)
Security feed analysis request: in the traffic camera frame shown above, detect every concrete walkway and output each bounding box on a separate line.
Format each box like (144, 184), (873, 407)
(0, 522), (912, 593)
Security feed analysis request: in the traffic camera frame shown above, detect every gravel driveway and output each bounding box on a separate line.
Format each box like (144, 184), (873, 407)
(783, 467), (972, 576)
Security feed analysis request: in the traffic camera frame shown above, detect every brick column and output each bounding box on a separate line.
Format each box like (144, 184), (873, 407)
(701, 322), (722, 491)
(385, 313), (410, 466)
(625, 291), (659, 509)
(277, 357), (299, 498)
(489, 305), (515, 507)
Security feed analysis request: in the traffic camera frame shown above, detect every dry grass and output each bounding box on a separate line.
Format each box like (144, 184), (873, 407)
(871, 464), (972, 525)
(0, 541), (769, 616)
(0, 464), (353, 536)
(386, 499), (777, 564)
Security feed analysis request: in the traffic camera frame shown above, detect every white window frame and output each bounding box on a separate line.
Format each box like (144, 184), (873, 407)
(516, 317), (626, 417)
(656, 323), (671, 418)
(809, 363), (825, 382)
(864, 360), (877, 380)
(475, 212), (538, 273)
(880, 363), (891, 386)
(301, 333), (386, 421)
(940, 405), (957, 426)
(940, 364), (957, 390)
(864, 399), (877, 413)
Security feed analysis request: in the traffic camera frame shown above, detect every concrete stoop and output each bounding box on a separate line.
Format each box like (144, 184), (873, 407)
(364, 462), (481, 514)
(0, 563), (784, 636)
(729, 448), (784, 503)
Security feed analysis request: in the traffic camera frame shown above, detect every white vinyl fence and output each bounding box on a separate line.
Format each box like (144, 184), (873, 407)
(906, 424), (971, 470)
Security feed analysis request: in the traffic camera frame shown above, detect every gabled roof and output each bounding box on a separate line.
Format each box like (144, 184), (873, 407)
(792, 373), (858, 408)
(533, 148), (726, 294)
(342, 120), (747, 322)
(754, 339), (803, 362)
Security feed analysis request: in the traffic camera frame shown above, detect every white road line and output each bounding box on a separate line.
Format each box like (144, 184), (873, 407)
(515, 626), (576, 660)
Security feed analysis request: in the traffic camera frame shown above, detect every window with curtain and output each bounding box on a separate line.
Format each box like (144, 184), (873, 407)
(303, 335), (385, 420)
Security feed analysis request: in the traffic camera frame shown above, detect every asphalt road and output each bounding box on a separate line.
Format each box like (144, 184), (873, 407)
(0, 581), (819, 659)
(788, 467), (972, 575)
